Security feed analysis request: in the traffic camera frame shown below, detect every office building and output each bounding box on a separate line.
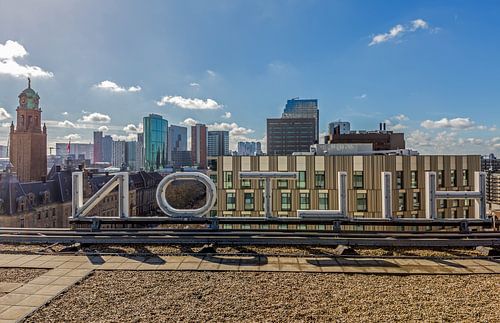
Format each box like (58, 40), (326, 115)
(209, 155), (480, 221)
(0, 145), (7, 158)
(328, 121), (351, 135)
(171, 151), (193, 168)
(237, 141), (262, 156)
(93, 131), (103, 163)
(143, 114), (168, 170)
(111, 140), (127, 168)
(126, 141), (137, 170)
(208, 131), (230, 156)
(102, 135), (113, 163)
(168, 125), (188, 163)
(55, 143), (93, 161)
(282, 98), (319, 142)
(325, 123), (405, 150)
(191, 123), (208, 168)
(9, 79), (47, 182)
(267, 118), (316, 155)
(136, 133), (144, 170)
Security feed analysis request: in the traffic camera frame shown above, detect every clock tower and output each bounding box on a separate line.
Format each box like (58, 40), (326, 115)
(9, 78), (47, 182)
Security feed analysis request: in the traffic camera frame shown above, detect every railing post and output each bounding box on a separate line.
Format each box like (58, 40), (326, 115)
(381, 172), (392, 220)
(474, 171), (486, 220)
(425, 172), (437, 220)
(71, 172), (84, 218)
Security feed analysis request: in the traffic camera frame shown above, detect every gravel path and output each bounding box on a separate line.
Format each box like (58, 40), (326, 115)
(0, 268), (47, 283)
(27, 271), (500, 322)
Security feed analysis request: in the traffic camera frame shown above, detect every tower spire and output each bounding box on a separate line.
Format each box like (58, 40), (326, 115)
(28, 77), (31, 88)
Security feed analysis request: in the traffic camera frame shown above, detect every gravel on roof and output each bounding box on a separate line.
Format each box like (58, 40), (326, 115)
(27, 271), (500, 323)
(0, 268), (48, 283)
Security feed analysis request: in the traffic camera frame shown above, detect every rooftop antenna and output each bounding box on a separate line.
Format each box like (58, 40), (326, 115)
(28, 77), (31, 89)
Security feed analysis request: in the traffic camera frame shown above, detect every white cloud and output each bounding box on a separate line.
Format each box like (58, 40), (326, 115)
(61, 111), (68, 116)
(208, 122), (254, 136)
(0, 40), (53, 78)
(94, 80), (141, 93)
(1, 122), (11, 128)
(394, 114), (409, 121)
(206, 70), (216, 77)
(355, 94), (367, 99)
(369, 19), (430, 46)
(111, 133), (137, 142)
(0, 108), (11, 120)
(123, 123), (143, 133)
(57, 120), (77, 128)
(79, 112), (111, 123)
(222, 112), (232, 119)
(156, 95), (223, 110)
(98, 125), (109, 132)
(180, 118), (199, 127)
(64, 133), (81, 140)
(391, 123), (407, 131)
(189, 82), (200, 87)
(421, 117), (475, 129)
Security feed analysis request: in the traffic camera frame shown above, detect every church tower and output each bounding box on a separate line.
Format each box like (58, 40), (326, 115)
(9, 78), (47, 182)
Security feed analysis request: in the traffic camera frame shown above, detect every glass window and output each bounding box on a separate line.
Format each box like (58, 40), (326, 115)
(411, 171), (418, 188)
(412, 192), (420, 210)
(226, 193), (236, 210)
(209, 174), (217, 187)
(281, 193), (291, 211)
(439, 199), (447, 208)
(398, 193), (406, 211)
(464, 199), (471, 206)
(258, 180), (265, 189)
(353, 171), (364, 189)
(315, 171), (325, 189)
(241, 179), (251, 189)
(244, 193), (254, 211)
(277, 180), (288, 189)
(299, 193), (310, 210)
(452, 199), (459, 207)
(462, 170), (469, 186)
(356, 193), (367, 212)
(297, 171), (306, 189)
(396, 171), (404, 189)
(437, 170), (445, 188)
(451, 170), (457, 187)
(223, 171), (233, 189)
(451, 209), (457, 218)
(463, 208), (469, 217)
(318, 193), (329, 210)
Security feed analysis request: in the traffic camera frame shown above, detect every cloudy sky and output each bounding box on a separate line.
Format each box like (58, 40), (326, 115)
(0, 0), (499, 154)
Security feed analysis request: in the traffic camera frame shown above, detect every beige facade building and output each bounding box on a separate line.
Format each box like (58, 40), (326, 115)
(209, 155), (481, 219)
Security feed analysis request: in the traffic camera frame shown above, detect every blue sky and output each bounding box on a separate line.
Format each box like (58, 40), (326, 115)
(0, 0), (499, 154)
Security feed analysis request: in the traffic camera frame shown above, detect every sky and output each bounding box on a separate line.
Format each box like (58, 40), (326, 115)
(0, 0), (499, 155)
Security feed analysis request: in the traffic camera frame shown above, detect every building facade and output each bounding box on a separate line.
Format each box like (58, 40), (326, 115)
(136, 133), (144, 170)
(191, 123), (208, 168)
(237, 141), (262, 156)
(282, 98), (319, 142)
(168, 125), (188, 163)
(111, 140), (127, 168)
(209, 155), (481, 221)
(102, 135), (113, 163)
(55, 143), (93, 161)
(9, 79), (47, 182)
(208, 131), (230, 157)
(325, 130), (405, 150)
(328, 121), (351, 135)
(93, 131), (103, 163)
(267, 118), (316, 155)
(143, 114), (168, 170)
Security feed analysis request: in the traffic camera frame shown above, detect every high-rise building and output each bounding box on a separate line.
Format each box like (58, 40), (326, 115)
(0, 145), (8, 158)
(102, 135), (113, 163)
(324, 123), (405, 151)
(267, 118), (316, 155)
(143, 114), (168, 170)
(111, 140), (127, 168)
(126, 141), (137, 170)
(136, 133), (144, 170)
(93, 131), (103, 163)
(282, 98), (319, 142)
(208, 131), (230, 157)
(191, 124), (208, 168)
(328, 121), (350, 135)
(9, 79), (47, 182)
(168, 125), (188, 163)
(237, 141), (262, 156)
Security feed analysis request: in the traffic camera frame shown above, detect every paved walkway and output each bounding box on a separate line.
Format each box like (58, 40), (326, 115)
(0, 253), (499, 322)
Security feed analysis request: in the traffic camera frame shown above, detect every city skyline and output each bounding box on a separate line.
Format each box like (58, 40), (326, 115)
(0, 1), (499, 155)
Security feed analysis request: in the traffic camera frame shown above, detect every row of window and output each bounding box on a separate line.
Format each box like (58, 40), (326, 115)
(225, 191), (472, 212)
(220, 170), (470, 190)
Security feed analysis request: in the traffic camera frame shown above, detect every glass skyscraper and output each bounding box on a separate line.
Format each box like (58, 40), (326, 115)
(282, 98), (319, 142)
(143, 114), (168, 170)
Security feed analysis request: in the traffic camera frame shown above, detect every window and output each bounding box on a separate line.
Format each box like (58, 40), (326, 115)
(463, 208), (469, 217)
(451, 209), (457, 218)
(412, 192), (420, 210)
(396, 171), (404, 189)
(299, 193), (310, 210)
(281, 193), (291, 211)
(437, 170), (445, 188)
(315, 171), (325, 188)
(398, 193), (406, 211)
(411, 171), (418, 188)
(226, 193), (236, 210)
(353, 171), (364, 189)
(318, 193), (329, 210)
(356, 193), (367, 212)
(209, 174), (217, 187)
(244, 193), (254, 211)
(277, 180), (288, 189)
(258, 180), (265, 189)
(223, 171), (233, 189)
(451, 170), (457, 187)
(452, 199), (459, 207)
(462, 170), (469, 186)
(438, 210), (445, 219)
(297, 171), (306, 189)
(241, 179), (251, 189)
(439, 199), (447, 208)
(464, 199), (471, 206)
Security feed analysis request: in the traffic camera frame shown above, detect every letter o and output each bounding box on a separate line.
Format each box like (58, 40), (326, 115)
(155, 172), (217, 217)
